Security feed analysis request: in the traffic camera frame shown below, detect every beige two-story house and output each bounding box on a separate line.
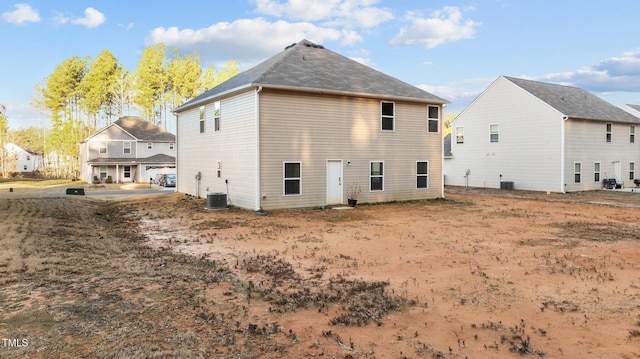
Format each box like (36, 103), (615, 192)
(173, 39), (449, 210)
(80, 116), (176, 183)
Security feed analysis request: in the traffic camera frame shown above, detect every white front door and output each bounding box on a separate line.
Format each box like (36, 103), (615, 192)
(326, 160), (343, 205)
(614, 161), (622, 181)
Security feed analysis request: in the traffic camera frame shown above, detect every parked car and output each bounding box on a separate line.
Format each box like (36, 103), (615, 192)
(159, 174), (176, 187)
(153, 174), (164, 184)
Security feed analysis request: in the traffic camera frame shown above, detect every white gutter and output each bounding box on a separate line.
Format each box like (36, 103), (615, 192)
(174, 83), (449, 114)
(255, 86), (263, 211)
(560, 115), (568, 193)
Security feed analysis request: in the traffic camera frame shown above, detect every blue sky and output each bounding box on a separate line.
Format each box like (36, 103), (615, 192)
(2, 0), (640, 130)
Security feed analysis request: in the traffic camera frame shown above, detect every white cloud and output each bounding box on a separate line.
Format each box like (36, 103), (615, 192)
(52, 11), (69, 26)
(146, 17), (349, 65)
(71, 7), (105, 28)
(2, 3), (40, 24)
(533, 50), (640, 93)
(119, 22), (135, 31)
(390, 7), (480, 49)
(254, 0), (393, 28)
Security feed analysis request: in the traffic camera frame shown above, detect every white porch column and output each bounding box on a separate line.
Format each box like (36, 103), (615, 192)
(116, 164), (119, 183)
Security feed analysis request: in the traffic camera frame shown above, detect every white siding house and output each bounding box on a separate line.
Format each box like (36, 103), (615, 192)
(174, 40), (449, 210)
(3, 142), (44, 173)
(80, 116), (176, 183)
(444, 76), (640, 192)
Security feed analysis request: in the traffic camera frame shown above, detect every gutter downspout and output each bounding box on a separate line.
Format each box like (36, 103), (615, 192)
(255, 86), (263, 211)
(560, 115), (568, 193)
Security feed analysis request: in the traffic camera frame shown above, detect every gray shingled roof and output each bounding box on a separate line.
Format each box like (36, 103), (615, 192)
(114, 116), (176, 141)
(505, 76), (640, 123)
(87, 154), (175, 164)
(175, 39), (448, 112)
(626, 104), (640, 112)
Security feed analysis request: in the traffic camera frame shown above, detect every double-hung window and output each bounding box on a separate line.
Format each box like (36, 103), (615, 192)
(147, 142), (153, 150)
(594, 162), (600, 182)
(214, 101), (221, 131)
(427, 106), (439, 133)
(199, 106), (205, 133)
(417, 161), (429, 189)
(606, 123), (612, 142)
(123, 141), (131, 154)
(99, 141), (107, 154)
(631, 125), (635, 143)
(381, 102), (394, 131)
(124, 165), (131, 179)
(456, 126), (464, 144)
(574, 162), (581, 183)
(283, 162), (301, 195)
(370, 161), (384, 191)
(630, 162), (635, 180)
(490, 124), (499, 143)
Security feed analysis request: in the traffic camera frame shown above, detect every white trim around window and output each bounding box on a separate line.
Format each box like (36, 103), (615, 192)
(427, 106), (439, 133)
(416, 161), (429, 189)
(594, 162), (600, 182)
(283, 161), (302, 196)
(381, 101), (395, 132)
(490, 123), (499, 143)
(123, 141), (131, 154)
(574, 162), (581, 183)
(370, 161), (384, 191)
(99, 141), (107, 154)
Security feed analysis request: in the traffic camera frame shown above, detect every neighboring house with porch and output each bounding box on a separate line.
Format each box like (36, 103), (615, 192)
(173, 39), (448, 210)
(80, 116), (176, 183)
(3, 142), (44, 172)
(444, 76), (640, 192)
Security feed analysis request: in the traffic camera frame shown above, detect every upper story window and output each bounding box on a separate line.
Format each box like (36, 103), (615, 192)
(456, 126), (464, 144)
(123, 141), (131, 154)
(199, 105), (205, 133)
(606, 123), (612, 142)
(147, 142), (153, 150)
(381, 102), (394, 131)
(631, 125), (635, 143)
(490, 124), (499, 143)
(170, 142), (175, 150)
(214, 101), (221, 131)
(99, 141), (107, 154)
(26, 155), (31, 161)
(427, 106), (439, 133)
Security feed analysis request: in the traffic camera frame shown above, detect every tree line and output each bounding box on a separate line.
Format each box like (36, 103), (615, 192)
(0, 43), (239, 179)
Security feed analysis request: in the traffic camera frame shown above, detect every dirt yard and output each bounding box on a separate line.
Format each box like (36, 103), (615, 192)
(1, 183), (640, 358)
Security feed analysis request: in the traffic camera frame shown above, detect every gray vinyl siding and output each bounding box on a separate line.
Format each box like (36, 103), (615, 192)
(258, 89), (442, 210)
(564, 119), (640, 191)
(176, 91), (257, 208)
(446, 77), (564, 192)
